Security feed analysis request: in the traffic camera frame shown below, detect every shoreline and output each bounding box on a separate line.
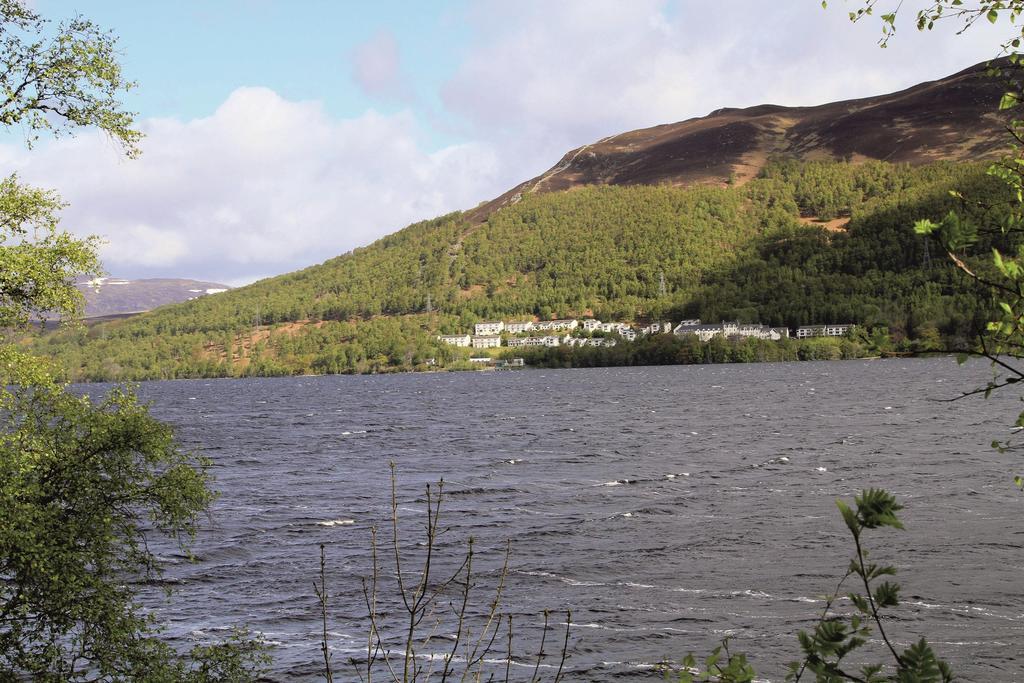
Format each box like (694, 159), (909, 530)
(64, 352), (961, 386)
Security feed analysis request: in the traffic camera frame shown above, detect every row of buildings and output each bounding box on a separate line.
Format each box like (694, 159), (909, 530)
(438, 318), (854, 349)
(473, 319), (676, 337)
(504, 335), (619, 348)
(671, 320), (790, 342)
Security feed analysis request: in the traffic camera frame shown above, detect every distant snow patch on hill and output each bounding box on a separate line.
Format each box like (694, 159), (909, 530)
(75, 276), (232, 317)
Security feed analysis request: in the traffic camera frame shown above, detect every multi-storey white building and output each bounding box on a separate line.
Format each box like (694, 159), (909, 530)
(795, 324), (854, 339)
(507, 337), (540, 348)
(474, 321), (505, 336)
(438, 334), (471, 347)
(597, 322), (634, 335)
(471, 335), (502, 349)
(534, 319), (578, 332)
(736, 323), (774, 339)
(562, 336), (618, 348)
(507, 335), (562, 347)
(504, 321), (534, 334)
(641, 322), (673, 335)
(673, 321), (731, 341)
(581, 319), (603, 331)
(674, 321), (786, 342)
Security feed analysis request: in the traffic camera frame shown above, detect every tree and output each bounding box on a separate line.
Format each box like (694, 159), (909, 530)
(836, 1), (1024, 53)
(0, 370), (210, 678)
(0, 175), (101, 327)
(0, 1), (266, 679)
(0, 0), (141, 156)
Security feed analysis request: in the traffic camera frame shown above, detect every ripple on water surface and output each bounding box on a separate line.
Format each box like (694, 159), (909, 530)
(117, 359), (1024, 681)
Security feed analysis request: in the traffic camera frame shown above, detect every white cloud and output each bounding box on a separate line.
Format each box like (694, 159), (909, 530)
(2, 87), (500, 283)
(351, 30), (413, 102)
(103, 224), (189, 267)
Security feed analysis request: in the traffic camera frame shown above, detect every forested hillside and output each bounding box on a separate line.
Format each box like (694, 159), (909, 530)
(22, 157), (1014, 381)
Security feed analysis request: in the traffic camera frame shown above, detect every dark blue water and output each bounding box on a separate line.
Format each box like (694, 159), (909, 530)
(106, 359), (1023, 681)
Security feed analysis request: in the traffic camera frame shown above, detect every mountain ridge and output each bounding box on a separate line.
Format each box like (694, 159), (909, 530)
(75, 276), (231, 318)
(469, 60), (1009, 222)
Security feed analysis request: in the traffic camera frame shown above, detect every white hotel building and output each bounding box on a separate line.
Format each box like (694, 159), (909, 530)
(471, 335), (502, 349)
(505, 321), (534, 334)
(474, 321), (505, 336)
(437, 334), (471, 347)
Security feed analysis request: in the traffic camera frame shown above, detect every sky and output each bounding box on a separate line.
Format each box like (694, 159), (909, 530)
(0, 1), (1011, 286)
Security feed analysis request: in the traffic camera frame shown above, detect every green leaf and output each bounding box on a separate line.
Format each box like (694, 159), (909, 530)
(913, 218), (939, 235)
(855, 489), (904, 529)
(873, 581), (900, 608)
(836, 498), (859, 535)
(897, 638), (948, 682)
(812, 620), (850, 655)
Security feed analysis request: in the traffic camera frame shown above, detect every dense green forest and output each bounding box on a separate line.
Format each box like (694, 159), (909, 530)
(23, 158), (1015, 381)
(508, 332), (878, 369)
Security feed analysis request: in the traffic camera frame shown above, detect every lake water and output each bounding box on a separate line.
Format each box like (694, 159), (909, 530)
(115, 359), (1023, 681)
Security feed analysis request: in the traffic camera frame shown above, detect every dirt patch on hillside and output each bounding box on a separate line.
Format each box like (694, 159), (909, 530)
(457, 284), (485, 299)
(201, 319), (327, 366)
(799, 216), (850, 232)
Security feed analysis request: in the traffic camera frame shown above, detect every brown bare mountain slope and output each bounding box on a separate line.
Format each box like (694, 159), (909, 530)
(470, 61), (1009, 222)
